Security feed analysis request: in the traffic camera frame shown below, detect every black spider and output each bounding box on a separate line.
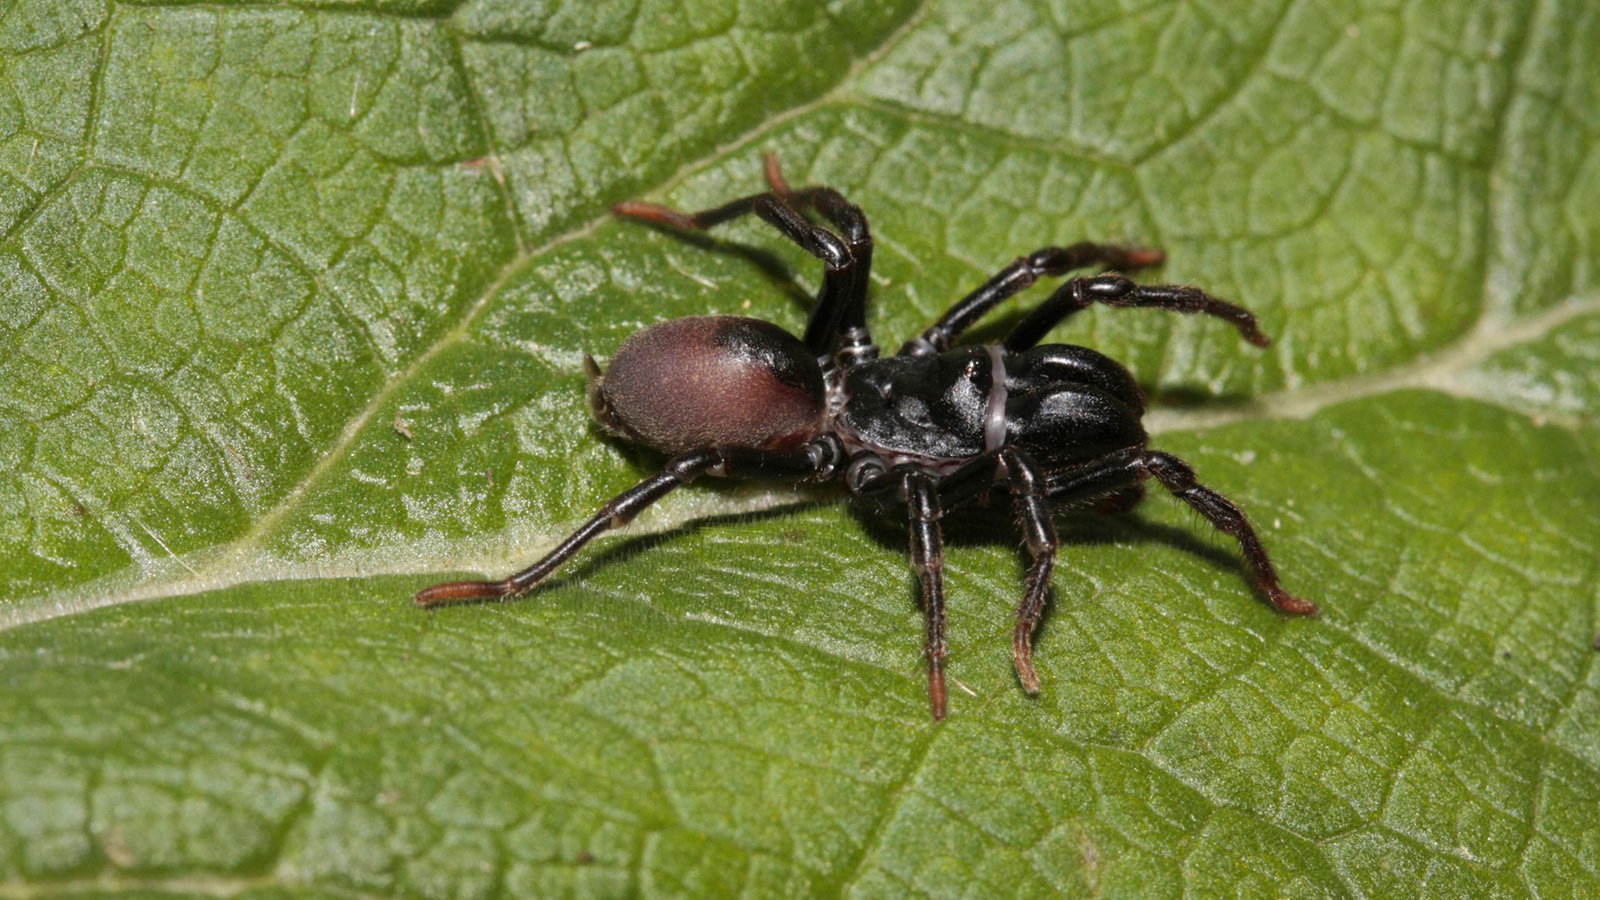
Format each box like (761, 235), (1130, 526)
(416, 157), (1317, 720)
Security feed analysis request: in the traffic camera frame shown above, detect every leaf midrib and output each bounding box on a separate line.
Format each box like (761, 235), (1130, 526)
(7, 2), (1591, 636)
(0, 5), (933, 626)
(10, 276), (1591, 633)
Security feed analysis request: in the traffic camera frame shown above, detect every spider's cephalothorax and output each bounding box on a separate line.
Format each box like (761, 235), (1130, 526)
(416, 157), (1317, 721)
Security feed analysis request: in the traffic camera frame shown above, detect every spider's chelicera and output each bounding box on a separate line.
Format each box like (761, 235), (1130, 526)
(416, 157), (1317, 720)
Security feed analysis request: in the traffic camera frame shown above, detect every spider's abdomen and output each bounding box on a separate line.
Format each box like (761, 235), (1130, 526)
(591, 315), (826, 454)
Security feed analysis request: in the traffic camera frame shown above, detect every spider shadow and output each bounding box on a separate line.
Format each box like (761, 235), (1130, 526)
(845, 498), (1247, 673)
(630, 225), (818, 319)
(574, 439), (1249, 638)
(533, 493), (834, 601)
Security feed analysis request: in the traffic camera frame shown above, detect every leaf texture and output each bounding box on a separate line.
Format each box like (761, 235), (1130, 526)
(2, 0), (1598, 895)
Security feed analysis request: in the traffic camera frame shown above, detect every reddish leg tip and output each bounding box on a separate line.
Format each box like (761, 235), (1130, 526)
(762, 152), (791, 199)
(1124, 247), (1166, 268)
(413, 579), (508, 608)
(1013, 630), (1042, 695)
(1271, 592), (1320, 617)
(612, 201), (698, 231)
(1014, 660), (1041, 696)
(928, 663), (948, 722)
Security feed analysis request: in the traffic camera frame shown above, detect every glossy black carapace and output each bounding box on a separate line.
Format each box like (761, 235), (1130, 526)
(416, 157), (1316, 720)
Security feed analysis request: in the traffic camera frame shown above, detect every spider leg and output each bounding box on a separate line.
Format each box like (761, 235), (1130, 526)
(996, 448), (1059, 696)
(1004, 273), (1270, 352)
(613, 161), (875, 363)
(902, 470), (950, 721)
(1037, 446), (1315, 615)
(779, 187), (873, 361)
(1140, 451), (1317, 616)
(414, 440), (840, 607)
(927, 446), (1060, 695)
(901, 244), (1164, 355)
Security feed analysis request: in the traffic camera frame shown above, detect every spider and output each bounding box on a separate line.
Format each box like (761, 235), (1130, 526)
(415, 156), (1317, 720)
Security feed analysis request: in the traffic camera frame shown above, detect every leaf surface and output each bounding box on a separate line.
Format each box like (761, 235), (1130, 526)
(3, 0), (1599, 895)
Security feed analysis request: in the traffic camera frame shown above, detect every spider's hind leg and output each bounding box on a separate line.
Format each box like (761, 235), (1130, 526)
(414, 440), (840, 607)
(612, 159), (876, 361)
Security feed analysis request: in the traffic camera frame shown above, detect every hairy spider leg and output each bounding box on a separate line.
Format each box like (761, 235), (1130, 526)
(853, 464), (952, 720)
(931, 447), (1061, 695)
(900, 243), (1166, 356)
(1032, 446), (1317, 617)
(1141, 451), (1317, 616)
(414, 441), (839, 607)
(999, 449), (1059, 694)
(759, 158), (875, 360)
(1004, 273), (1271, 352)
(903, 471), (949, 720)
(612, 173), (875, 362)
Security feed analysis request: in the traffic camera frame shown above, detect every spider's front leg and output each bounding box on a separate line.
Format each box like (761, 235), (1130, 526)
(1140, 452), (1317, 616)
(415, 440), (841, 606)
(1039, 447), (1318, 617)
(998, 449), (1059, 694)
(902, 243), (1166, 356)
(1003, 273), (1271, 352)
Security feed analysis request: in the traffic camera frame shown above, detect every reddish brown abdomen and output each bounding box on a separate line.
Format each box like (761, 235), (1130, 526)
(595, 316), (825, 454)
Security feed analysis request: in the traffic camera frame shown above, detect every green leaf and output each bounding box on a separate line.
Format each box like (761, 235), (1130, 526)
(3, 0), (1598, 895)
